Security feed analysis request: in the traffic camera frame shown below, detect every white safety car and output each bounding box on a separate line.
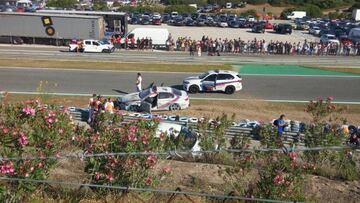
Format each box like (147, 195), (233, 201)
(117, 86), (190, 113)
(183, 70), (242, 94)
(69, 39), (115, 53)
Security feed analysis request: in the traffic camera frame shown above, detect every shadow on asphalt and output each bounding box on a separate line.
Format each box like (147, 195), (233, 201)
(112, 89), (129, 95)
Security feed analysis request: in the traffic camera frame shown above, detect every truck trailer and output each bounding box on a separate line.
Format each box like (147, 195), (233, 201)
(0, 12), (105, 45)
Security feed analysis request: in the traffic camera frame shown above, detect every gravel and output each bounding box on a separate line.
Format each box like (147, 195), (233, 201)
(128, 21), (319, 44)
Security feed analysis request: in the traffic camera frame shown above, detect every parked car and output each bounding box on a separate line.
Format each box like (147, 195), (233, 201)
(264, 22), (273, 29)
(309, 26), (321, 36)
(228, 20), (240, 28)
(116, 86), (190, 112)
(274, 24), (292, 34)
(320, 34), (340, 44)
(183, 70), (242, 94)
(252, 24), (265, 33)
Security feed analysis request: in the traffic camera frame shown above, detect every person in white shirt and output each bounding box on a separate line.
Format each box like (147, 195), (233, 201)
(104, 98), (114, 114)
(136, 73), (142, 92)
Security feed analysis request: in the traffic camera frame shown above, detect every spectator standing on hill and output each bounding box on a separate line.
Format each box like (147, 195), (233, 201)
(274, 114), (287, 137)
(87, 94), (97, 124)
(136, 73), (142, 92)
(105, 98), (114, 114)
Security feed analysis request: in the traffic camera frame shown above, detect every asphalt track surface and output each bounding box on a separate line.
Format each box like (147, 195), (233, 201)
(1, 67), (359, 103)
(1, 46), (360, 66)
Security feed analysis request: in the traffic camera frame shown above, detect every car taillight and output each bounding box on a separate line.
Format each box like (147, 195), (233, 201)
(185, 96), (189, 101)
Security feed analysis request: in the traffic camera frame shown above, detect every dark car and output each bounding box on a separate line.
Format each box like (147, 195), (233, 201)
(252, 24), (265, 33)
(274, 24), (292, 34)
(174, 16), (185, 26)
(228, 20), (240, 28)
(130, 17), (140, 24)
(196, 18), (206, 26)
(162, 13), (171, 23)
(184, 17), (196, 26)
(141, 16), (151, 25)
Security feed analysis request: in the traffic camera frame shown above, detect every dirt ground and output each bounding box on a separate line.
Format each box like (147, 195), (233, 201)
(3, 94), (360, 124)
(47, 158), (360, 203)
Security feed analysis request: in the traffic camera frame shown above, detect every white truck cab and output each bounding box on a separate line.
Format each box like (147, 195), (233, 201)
(69, 39), (115, 53)
(287, 11), (306, 20)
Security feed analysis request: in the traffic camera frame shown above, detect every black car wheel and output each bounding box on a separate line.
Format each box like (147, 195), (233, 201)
(169, 103), (181, 111)
(225, 86), (235, 94)
(189, 85), (200, 94)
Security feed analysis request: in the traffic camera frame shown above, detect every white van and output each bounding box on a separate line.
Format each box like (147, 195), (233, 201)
(171, 11), (178, 19)
(16, 0), (32, 7)
(226, 2), (232, 9)
(124, 28), (169, 48)
(349, 28), (360, 43)
(287, 11), (306, 20)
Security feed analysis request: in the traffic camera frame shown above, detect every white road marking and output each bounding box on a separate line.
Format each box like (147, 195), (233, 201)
(3, 91), (360, 105)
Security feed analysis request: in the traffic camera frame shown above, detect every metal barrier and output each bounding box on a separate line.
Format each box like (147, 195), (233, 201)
(69, 109), (304, 145)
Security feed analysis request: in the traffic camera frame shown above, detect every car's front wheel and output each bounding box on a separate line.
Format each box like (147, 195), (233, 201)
(188, 85), (200, 94)
(169, 103), (181, 111)
(225, 86), (235, 94)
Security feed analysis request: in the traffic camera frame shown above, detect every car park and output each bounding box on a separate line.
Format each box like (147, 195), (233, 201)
(117, 86), (189, 112)
(183, 70), (242, 94)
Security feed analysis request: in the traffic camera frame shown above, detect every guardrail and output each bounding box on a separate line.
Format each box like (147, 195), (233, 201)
(69, 108), (304, 145)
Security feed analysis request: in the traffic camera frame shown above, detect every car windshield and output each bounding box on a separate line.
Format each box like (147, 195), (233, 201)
(172, 88), (182, 96)
(328, 36), (336, 39)
(178, 126), (197, 150)
(139, 89), (151, 99)
(199, 72), (209, 79)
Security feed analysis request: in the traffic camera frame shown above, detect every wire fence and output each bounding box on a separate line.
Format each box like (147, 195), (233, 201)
(0, 176), (298, 203)
(1, 145), (359, 162)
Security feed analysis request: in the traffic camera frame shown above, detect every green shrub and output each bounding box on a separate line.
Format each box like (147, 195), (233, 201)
(164, 5), (197, 13)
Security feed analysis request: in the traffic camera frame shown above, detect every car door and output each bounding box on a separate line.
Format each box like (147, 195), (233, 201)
(216, 74), (235, 91)
(83, 40), (92, 52)
(201, 74), (217, 91)
(92, 41), (101, 52)
(157, 92), (175, 110)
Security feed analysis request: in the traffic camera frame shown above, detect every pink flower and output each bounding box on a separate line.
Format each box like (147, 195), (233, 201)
(162, 166), (171, 174)
(2, 128), (10, 134)
(127, 134), (137, 142)
(22, 106), (36, 116)
(288, 152), (297, 161)
(46, 117), (54, 124)
(141, 135), (149, 145)
(273, 174), (285, 185)
(106, 173), (114, 182)
(58, 128), (64, 134)
(0, 161), (15, 174)
(124, 159), (136, 169)
(144, 176), (152, 186)
(327, 96), (334, 101)
(95, 172), (101, 180)
(18, 131), (28, 146)
(146, 155), (157, 168)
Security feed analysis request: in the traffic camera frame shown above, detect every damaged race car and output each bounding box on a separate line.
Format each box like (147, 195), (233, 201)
(116, 86), (190, 113)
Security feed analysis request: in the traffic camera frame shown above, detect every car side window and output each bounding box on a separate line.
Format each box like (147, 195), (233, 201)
(158, 92), (174, 99)
(93, 41), (100, 46)
(203, 74), (217, 82)
(217, 74), (234, 80)
(85, 41), (91, 45)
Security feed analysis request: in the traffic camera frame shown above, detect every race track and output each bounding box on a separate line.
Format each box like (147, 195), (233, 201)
(1, 67), (359, 103)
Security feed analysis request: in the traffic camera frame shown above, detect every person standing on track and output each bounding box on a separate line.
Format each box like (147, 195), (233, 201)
(136, 73), (142, 92)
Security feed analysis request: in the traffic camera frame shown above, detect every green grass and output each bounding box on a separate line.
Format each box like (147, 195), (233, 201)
(0, 58), (231, 72)
(235, 64), (360, 76)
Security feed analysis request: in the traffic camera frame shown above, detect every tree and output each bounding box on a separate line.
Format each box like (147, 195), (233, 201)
(93, 0), (108, 11)
(46, 0), (77, 9)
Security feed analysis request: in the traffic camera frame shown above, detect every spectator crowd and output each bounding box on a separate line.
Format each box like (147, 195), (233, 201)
(168, 36), (360, 56)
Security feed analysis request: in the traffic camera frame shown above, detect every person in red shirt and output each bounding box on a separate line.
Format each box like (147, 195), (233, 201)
(116, 36), (122, 49)
(131, 37), (135, 49)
